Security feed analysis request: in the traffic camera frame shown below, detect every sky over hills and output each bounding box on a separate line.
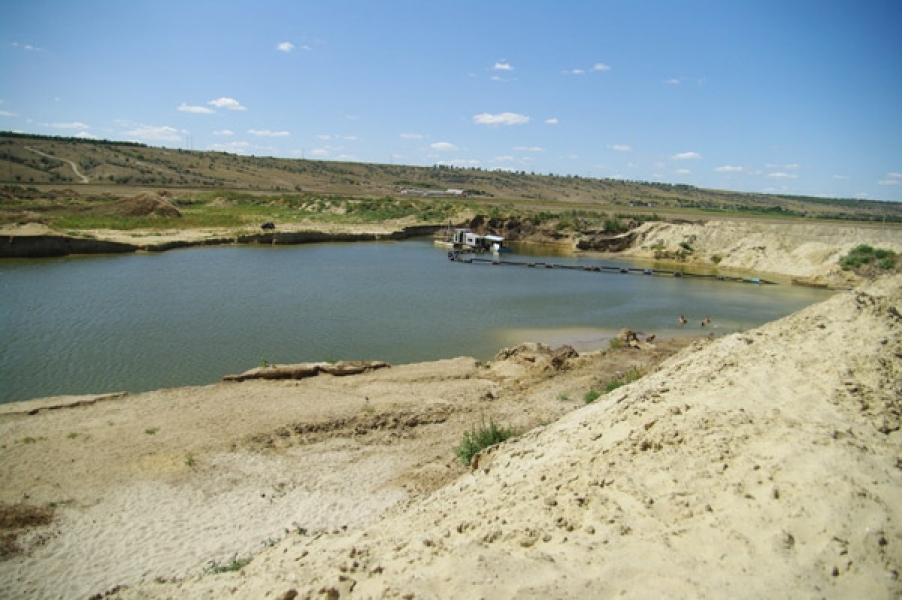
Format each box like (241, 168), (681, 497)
(2, 0), (901, 201)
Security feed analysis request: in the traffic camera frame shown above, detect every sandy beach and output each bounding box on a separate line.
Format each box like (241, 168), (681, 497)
(1, 220), (900, 599)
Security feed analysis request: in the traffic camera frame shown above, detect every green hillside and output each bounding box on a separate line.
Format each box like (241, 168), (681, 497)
(1, 131), (900, 225)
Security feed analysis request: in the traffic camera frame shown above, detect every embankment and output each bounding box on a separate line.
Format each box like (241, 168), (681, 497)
(0, 224), (442, 258)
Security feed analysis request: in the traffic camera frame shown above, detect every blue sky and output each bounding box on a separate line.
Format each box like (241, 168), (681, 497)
(2, 0), (901, 201)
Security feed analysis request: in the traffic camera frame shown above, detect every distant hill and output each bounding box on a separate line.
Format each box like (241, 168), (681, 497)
(1, 131), (899, 223)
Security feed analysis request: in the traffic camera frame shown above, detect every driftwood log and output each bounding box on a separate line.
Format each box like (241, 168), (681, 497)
(223, 360), (390, 382)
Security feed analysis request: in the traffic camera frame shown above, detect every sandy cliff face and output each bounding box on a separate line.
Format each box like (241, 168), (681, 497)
(620, 220), (902, 285)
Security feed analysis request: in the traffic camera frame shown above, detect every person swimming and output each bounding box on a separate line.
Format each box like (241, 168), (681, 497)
(679, 315), (687, 325)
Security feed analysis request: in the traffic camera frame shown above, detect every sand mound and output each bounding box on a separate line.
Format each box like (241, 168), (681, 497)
(118, 275), (901, 599)
(101, 193), (182, 218)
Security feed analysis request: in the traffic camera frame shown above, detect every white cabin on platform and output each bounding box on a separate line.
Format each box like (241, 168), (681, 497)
(451, 228), (504, 252)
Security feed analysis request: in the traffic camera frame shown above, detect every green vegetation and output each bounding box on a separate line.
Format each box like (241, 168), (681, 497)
(583, 389), (602, 404)
(204, 554), (252, 574)
(602, 367), (646, 394)
(144, 427), (158, 435)
(840, 244), (898, 273)
(454, 417), (519, 465)
(3, 132), (901, 227)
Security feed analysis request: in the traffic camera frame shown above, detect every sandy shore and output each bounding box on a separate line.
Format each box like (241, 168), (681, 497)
(1, 220), (900, 599)
(1, 337), (693, 598)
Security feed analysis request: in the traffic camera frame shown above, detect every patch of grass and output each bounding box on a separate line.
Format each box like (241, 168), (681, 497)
(454, 417), (519, 466)
(204, 554), (252, 574)
(144, 427), (158, 435)
(711, 254), (722, 264)
(185, 454), (196, 468)
(608, 337), (624, 350)
(840, 244), (898, 272)
(583, 389), (602, 404)
(602, 367), (646, 394)
(557, 392), (572, 402)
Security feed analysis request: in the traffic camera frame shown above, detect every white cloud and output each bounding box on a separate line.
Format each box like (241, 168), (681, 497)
(832, 174), (850, 180)
(768, 172), (798, 179)
(609, 144), (632, 152)
(563, 68), (585, 75)
(493, 61), (513, 71)
(209, 97), (246, 111)
(310, 148), (330, 157)
(473, 112), (529, 126)
(12, 42), (41, 51)
(878, 175), (901, 185)
(45, 121), (90, 130)
(248, 129), (289, 137)
(671, 151), (701, 160)
(277, 42), (295, 52)
(514, 146), (544, 152)
(0, 110), (17, 117)
(715, 165), (745, 172)
(766, 162), (801, 170)
(593, 63), (611, 71)
(675, 169), (692, 175)
(74, 131), (96, 139)
(545, 117), (558, 125)
(178, 103), (215, 114)
(213, 130), (234, 136)
(122, 124), (182, 142)
(430, 142), (458, 151)
(400, 132), (422, 139)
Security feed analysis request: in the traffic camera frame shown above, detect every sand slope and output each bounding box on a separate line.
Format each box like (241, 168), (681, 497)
(96, 275), (901, 599)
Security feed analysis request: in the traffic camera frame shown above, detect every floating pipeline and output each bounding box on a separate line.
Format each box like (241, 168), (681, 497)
(446, 251), (777, 285)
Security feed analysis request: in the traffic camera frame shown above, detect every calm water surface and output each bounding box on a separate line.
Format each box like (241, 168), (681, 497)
(0, 240), (832, 404)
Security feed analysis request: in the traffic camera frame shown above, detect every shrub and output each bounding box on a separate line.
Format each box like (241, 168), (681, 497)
(840, 244), (897, 272)
(205, 554), (252, 574)
(454, 417), (518, 465)
(583, 389), (601, 404)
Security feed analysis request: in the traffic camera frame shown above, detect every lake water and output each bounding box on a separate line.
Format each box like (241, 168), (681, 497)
(0, 239), (832, 404)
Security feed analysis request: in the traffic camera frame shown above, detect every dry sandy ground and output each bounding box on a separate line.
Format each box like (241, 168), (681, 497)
(0, 335), (688, 599)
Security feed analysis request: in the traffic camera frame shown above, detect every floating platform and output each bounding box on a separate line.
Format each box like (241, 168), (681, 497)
(447, 252), (777, 285)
